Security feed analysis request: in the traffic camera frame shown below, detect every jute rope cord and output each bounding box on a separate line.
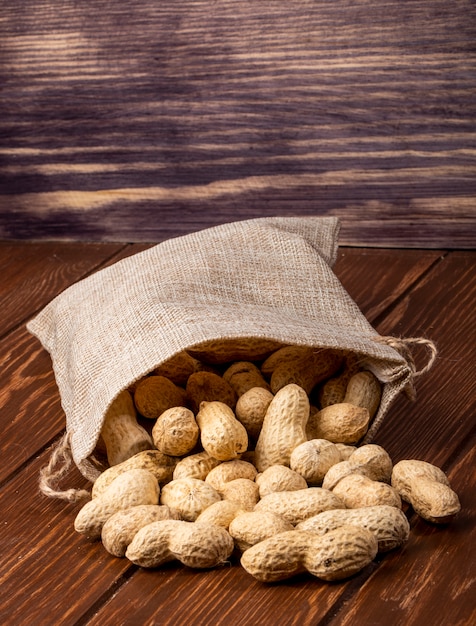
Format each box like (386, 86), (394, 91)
(375, 336), (438, 379)
(364, 335), (438, 443)
(39, 432), (98, 502)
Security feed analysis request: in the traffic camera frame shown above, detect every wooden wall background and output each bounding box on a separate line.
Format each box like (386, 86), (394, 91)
(0, 0), (475, 247)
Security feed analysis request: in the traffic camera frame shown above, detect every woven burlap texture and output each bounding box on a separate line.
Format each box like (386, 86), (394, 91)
(27, 216), (413, 472)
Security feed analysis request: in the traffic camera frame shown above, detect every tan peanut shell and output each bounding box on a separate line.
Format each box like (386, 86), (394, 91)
(75, 469), (160, 539)
(223, 361), (271, 396)
(254, 383), (309, 472)
(335, 443), (357, 461)
(235, 387), (274, 441)
(317, 353), (361, 408)
(255, 465), (308, 498)
(160, 477), (221, 521)
(92, 450), (177, 499)
(100, 390), (155, 466)
(331, 473), (402, 509)
(391, 459), (461, 523)
(126, 519), (234, 568)
(205, 460), (258, 492)
(348, 444), (393, 483)
(195, 500), (244, 529)
(290, 439), (342, 485)
(322, 460), (362, 491)
(221, 478), (260, 510)
(134, 375), (188, 419)
(240, 525), (378, 582)
(344, 370), (382, 419)
(101, 504), (179, 557)
(151, 406), (199, 456)
(260, 346), (316, 377)
(254, 487), (346, 525)
(269, 349), (344, 395)
(229, 511), (294, 552)
(186, 371), (237, 413)
(296, 504), (410, 552)
(312, 403), (370, 443)
(196, 401), (248, 461)
(187, 338), (284, 364)
(172, 451), (222, 481)
(304, 405), (321, 440)
(173, 450), (222, 480)
(153, 351), (213, 385)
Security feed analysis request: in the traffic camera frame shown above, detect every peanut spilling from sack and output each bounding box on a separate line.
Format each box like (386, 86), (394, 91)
(73, 342), (461, 585)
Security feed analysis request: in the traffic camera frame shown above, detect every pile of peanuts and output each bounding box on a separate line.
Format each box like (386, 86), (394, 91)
(74, 341), (461, 583)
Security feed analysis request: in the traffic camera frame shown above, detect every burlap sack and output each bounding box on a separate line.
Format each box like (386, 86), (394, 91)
(27, 216), (435, 500)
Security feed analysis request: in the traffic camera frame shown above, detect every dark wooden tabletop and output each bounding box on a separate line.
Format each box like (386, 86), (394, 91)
(0, 240), (475, 625)
(0, 0), (475, 247)
(1, 1), (476, 624)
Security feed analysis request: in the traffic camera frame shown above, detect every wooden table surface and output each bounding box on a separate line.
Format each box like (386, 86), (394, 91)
(0, 240), (475, 625)
(1, 0), (476, 624)
(1, 0), (475, 247)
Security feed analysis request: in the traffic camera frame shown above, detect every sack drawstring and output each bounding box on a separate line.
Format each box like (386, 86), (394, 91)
(38, 432), (93, 503)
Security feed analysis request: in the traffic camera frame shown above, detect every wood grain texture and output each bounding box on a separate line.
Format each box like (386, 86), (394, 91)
(0, 452), (132, 626)
(0, 243), (474, 625)
(1, 0), (475, 246)
(0, 242), (124, 337)
(327, 437), (476, 626)
(373, 251), (476, 464)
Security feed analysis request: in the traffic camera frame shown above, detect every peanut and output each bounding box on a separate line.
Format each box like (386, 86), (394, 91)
(254, 383), (309, 472)
(101, 504), (179, 557)
(316, 353), (361, 408)
(235, 387), (274, 441)
(254, 487), (346, 525)
(261, 346), (315, 377)
(268, 348), (344, 395)
(255, 465), (308, 498)
(186, 371), (237, 413)
(92, 450), (176, 499)
(100, 390), (154, 466)
(205, 459), (258, 493)
(153, 351), (215, 385)
(160, 477), (222, 521)
(195, 500), (244, 529)
(311, 403), (370, 443)
(188, 337), (284, 364)
(290, 439), (342, 485)
(126, 519), (234, 568)
(296, 505), (410, 552)
(321, 444), (393, 491)
(229, 511), (294, 552)
(240, 525), (378, 582)
(196, 401), (248, 461)
(134, 375), (188, 419)
(221, 478), (260, 511)
(172, 451), (222, 481)
(331, 473), (402, 509)
(223, 361), (271, 397)
(151, 406), (199, 456)
(391, 459), (461, 524)
(344, 370), (382, 419)
(74, 469), (160, 539)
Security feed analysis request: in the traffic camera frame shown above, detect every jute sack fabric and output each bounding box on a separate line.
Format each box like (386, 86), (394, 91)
(27, 216), (435, 500)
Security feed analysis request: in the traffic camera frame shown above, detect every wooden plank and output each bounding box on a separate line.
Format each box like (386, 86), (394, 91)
(334, 248), (443, 323)
(0, 242), (125, 337)
(0, 244), (152, 483)
(0, 452), (133, 626)
(0, 247), (437, 484)
(370, 251), (476, 464)
(326, 435), (476, 626)
(0, 0), (475, 247)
